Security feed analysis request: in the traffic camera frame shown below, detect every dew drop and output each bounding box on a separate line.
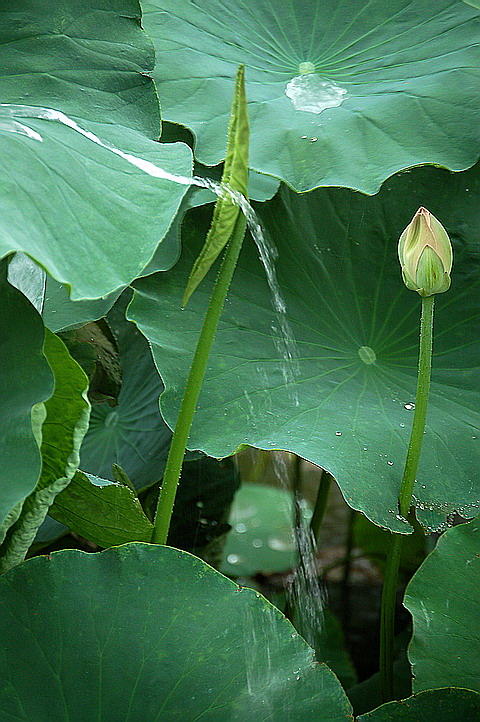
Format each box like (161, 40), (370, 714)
(252, 539), (263, 548)
(387, 461), (394, 466)
(404, 403), (415, 410)
(235, 523), (247, 533)
(335, 431), (342, 436)
(227, 554), (240, 565)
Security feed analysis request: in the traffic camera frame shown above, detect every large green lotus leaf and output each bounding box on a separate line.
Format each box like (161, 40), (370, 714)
(0, 268), (54, 529)
(404, 517), (480, 694)
(50, 471), (153, 547)
(358, 688), (480, 721)
(144, 0), (480, 193)
(0, 0), (192, 299)
(129, 162), (480, 533)
(0, 544), (353, 721)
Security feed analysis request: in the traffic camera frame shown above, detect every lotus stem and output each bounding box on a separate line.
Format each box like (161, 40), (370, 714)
(151, 215), (247, 545)
(380, 294), (435, 701)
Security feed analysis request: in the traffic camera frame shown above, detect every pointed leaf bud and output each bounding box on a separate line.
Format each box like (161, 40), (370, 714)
(398, 207), (453, 297)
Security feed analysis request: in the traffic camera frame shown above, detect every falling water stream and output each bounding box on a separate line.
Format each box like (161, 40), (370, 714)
(3, 103), (323, 687)
(271, 452), (326, 650)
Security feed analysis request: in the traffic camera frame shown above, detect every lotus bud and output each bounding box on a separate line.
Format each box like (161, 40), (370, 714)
(398, 207), (453, 297)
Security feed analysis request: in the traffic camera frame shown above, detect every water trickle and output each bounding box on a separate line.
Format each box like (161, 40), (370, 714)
(243, 602), (279, 711)
(0, 115), (43, 142)
(287, 514), (325, 649)
(2, 104), (300, 400)
(285, 75), (347, 114)
(269, 453), (325, 649)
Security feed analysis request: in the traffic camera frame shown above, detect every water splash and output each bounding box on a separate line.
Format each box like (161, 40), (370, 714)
(285, 75), (347, 114)
(2, 103), (300, 398)
(270, 452), (325, 647)
(243, 602), (277, 705)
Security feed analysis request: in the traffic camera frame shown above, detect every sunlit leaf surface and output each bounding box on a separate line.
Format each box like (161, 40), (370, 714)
(0, 0), (192, 298)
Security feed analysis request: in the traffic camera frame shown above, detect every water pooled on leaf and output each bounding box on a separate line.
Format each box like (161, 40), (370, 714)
(285, 75), (347, 114)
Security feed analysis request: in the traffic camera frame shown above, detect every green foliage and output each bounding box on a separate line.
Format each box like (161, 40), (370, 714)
(0, 544), (353, 720)
(1, 0), (479, 717)
(0, 264), (54, 531)
(0, 330), (90, 572)
(405, 517), (480, 694)
(0, 0), (192, 298)
(143, 0), (480, 192)
(79, 297), (179, 490)
(182, 65), (250, 305)
(221, 483), (311, 577)
(357, 688), (480, 720)
(50, 471), (153, 547)
(129, 163), (480, 533)
(353, 513), (426, 582)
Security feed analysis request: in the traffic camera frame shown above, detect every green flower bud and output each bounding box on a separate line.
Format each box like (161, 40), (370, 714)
(398, 207), (453, 297)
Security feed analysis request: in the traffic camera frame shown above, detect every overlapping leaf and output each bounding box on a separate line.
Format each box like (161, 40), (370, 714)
(0, 269), (54, 531)
(144, 0), (480, 192)
(405, 517), (480, 694)
(0, 544), (353, 720)
(129, 162), (480, 532)
(50, 471), (153, 547)
(0, 0), (192, 299)
(358, 688), (480, 720)
(0, 330), (90, 572)
(79, 300), (174, 490)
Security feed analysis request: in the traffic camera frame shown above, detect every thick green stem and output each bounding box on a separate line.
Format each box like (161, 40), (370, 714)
(310, 470), (332, 546)
(341, 508), (356, 626)
(151, 215), (247, 545)
(380, 295), (435, 701)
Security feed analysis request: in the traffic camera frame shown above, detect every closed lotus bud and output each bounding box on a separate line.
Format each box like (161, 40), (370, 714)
(398, 207), (453, 297)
